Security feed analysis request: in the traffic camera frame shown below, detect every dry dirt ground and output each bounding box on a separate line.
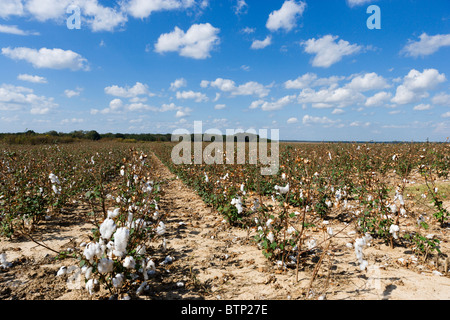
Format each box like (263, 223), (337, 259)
(1, 153), (449, 301)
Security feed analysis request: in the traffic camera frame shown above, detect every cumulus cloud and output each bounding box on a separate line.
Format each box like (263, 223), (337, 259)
(345, 72), (390, 92)
(365, 91), (391, 107)
(155, 23), (220, 59)
(17, 74), (47, 84)
(297, 86), (365, 108)
(285, 73), (345, 89)
(64, 88), (83, 98)
(204, 78), (270, 98)
(302, 35), (363, 68)
(2, 47), (89, 71)
(346, 0), (375, 7)
(302, 115), (339, 127)
(402, 33), (450, 58)
(251, 36), (272, 50)
(176, 90), (208, 102)
(0, 24), (39, 35)
(0, 83), (57, 114)
(259, 95), (297, 111)
(391, 69), (446, 105)
(124, 0), (197, 19)
(413, 104), (432, 111)
(287, 117), (298, 124)
(170, 78), (187, 91)
(104, 82), (151, 98)
(0, 0), (24, 18)
(432, 92), (450, 106)
(266, 0), (306, 32)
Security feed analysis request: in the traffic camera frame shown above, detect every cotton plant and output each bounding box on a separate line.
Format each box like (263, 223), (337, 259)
(61, 150), (167, 298)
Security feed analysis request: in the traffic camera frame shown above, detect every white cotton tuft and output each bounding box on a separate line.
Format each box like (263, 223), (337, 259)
(267, 232), (275, 243)
(86, 279), (99, 295)
(156, 221), (166, 236)
(49, 173), (60, 184)
(99, 218), (116, 240)
(389, 224), (400, 239)
(123, 256), (136, 269)
(113, 227), (130, 258)
(56, 266), (67, 276)
(274, 184), (289, 194)
(83, 242), (103, 263)
(97, 258), (114, 274)
(231, 197), (243, 214)
(112, 273), (124, 288)
(0, 253), (10, 268)
(107, 208), (120, 219)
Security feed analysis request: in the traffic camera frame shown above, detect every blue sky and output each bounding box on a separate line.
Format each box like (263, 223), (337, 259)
(0, 0), (449, 141)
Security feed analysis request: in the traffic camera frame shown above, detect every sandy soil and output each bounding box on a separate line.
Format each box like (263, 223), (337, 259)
(1, 153), (449, 300)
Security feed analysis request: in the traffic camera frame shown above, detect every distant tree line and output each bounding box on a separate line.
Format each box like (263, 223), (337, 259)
(0, 130), (269, 145)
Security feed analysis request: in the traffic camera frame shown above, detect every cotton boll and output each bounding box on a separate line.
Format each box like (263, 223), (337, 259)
(123, 256), (136, 269)
(156, 222), (166, 236)
(107, 208), (120, 219)
(56, 266), (67, 276)
(49, 173), (60, 184)
(84, 267), (93, 280)
(86, 279), (99, 295)
(389, 224), (400, 239)
(99, 218), (116, 240)
(113, 227), (130, 258)
(97, 258), (113, 274)
(112, 273), (124, 288)
(274, 184), (289, 194)
(83, 242), (103, 263)
(267, 232), (275, 243)
(0, 253), (10, 268)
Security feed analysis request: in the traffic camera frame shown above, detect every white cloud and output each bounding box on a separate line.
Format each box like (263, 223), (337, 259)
(205, 78), (270, 98)
(287, 117), (298, 124)
(176, 90), (208, 102)
(234, 0), (248, 15)
(22, 0), (127, 32)
(155, 23), (220, 59)
(298, 86), (364, 108)
(0, 0), (24, 18)
(170, 78), (187, 91)
(392, 69), (446, 105)
(266, 0), (306, 32)
(2, 47), (89, 71)
(0, 83), (57, 114)
(346, 0), (375, 7)
(241, 27), (255, 34)
(251, 36), (272, 50)
(214, 104), (226, 110)
(260, 95), (296, 111)
(64, 88), (83, 98)
(285, 73), (345, 89)
(17, 74), (47, 84)
(124, 0), (197, 19)
(402, 33), (450, 58)
(302, 115), (339, 127)
(365, 91), (391, 107)
(345, 72), (390, 92)
(105, 82), (151, 98)
(0, 24), (39, 36)
(432, 92), (450, 106)
(302, 35), (363, 68)
(175, 107), (193, 118)
(413, 104), (432, 111)
(442, 112), (450, 118)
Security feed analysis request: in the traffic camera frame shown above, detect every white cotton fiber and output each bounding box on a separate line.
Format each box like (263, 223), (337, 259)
(97, 258), (114, 274)
(123, 256), (136, 269)
(113, 227), (130, 258)
(100, 218), (116, 240)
